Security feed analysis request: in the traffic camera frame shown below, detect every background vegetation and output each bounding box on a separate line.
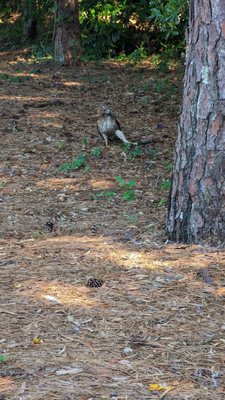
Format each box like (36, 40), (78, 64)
(0, 0), (188, 60)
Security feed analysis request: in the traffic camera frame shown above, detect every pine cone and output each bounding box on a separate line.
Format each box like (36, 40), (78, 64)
(86, 277), (104, 288)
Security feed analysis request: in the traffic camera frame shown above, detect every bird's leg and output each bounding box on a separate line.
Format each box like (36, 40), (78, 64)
(102, 133), (108, 147)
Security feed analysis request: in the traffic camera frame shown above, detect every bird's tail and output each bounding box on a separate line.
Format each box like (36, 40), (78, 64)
(115, 129), (131, 144)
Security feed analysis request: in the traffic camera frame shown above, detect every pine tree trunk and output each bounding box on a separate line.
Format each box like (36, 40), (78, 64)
(167, 0), (225, 244)
(53, 0), (81, 65)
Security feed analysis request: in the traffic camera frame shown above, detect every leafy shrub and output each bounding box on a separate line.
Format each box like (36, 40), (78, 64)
(149, 0), (188, 43)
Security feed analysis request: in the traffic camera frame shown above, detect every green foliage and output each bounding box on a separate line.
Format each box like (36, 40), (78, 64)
(0, 73), (30, 83)
(57, 141), (66, 151)
(0, 181), (7, 189)
(122, 190), (136, 202)
(0, 354), (7, 363)
(32, 230), (42, 239)
(59, 154), (86, 173)
(149, 0), (188, 42)
(115, 175), (136, 202)
(82, 138), (89, 147)
(157, 198), (167, 207)
(92, 190), (115, 200)
(91, 147), (103, 158)
(160, 179), (171, 190)
(115, 175), (136, 189)
(0, 0), (188, 59)
(124, 214), (139, 223)
(165, 161), (173, 172)
(91, 176), (137, 203)
(127, 45), (148, 63)
(148, 149), (158, 159)
(121, 144), (144, 160)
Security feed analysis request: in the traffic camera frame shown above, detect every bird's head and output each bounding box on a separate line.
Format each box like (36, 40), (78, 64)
(98, 103), (111, 116)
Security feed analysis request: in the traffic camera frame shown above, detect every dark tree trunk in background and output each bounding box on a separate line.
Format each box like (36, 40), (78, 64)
(23, 0), (38, 42)
(53, 0), (81, 65)
(167, 0), (225, 244)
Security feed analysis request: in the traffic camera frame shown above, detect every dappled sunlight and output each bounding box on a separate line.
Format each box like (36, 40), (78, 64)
(36, 177), (114, 191)
(63, 81), (82, 87)
(90, 178), (113, 189)
(20, 235), (224, 272)
(0, 94), (50, 102)
(0, 69), (46, 80)
(20, 279), (99, 308)
(0, 11), (21, 24)
(0, 376), (16, 393)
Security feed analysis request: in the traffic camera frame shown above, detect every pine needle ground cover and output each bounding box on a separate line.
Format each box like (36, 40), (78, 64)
(0, 50), (224, 399)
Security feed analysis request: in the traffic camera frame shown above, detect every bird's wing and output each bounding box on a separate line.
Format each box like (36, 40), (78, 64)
(110, 113), (121, 131)
(97, 120), (104, 138)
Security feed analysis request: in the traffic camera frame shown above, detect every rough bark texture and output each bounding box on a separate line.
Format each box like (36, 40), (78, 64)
(167, 0), (225, 244)
(53, 0), (81, 65)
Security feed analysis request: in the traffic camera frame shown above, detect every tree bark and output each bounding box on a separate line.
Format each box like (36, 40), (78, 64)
(167, 0), (225, 244)
(53, 0), (81, 65)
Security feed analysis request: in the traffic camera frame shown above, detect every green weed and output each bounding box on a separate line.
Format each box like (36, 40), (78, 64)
(91, 147), (103, 158)
(91, 190), (115, 200)
(124, 214), (139, 223)
(122, 190), (136, 202)
(165, 161), (173, 172)
(115, 175), (136, 202)
(148, 149), (158, 159)
(157, 198), (167, 207)
(160, 179), (171, 190)
(0, 73), (30, 83)
(57, 141), (66, 151)
(32, 231), (42, 239)
(59, 153), (86, 173)
(0, 354), (7, 363)
(121, 144), (144, 160)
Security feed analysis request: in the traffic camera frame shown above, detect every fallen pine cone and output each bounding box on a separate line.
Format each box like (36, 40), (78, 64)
(86, 277), (104, 288)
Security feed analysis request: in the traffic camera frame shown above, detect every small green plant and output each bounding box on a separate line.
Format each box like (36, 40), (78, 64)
(115, 176), (136, 189)
(121, 144), (144, 160)
(0, 354), (7, 363)
(0, 73), (30, 83)
(122, 190), (136, 202)
(57, 141), (66, 151)
(0, 181), (7, 189)
(148, 149), (158, 159)
(32, 231), (41, 239)
(157, 198), (167, 207)
(165, 161), (173, 172)
(115, 175), (136, 202)
(145, 223), (155, 232)
(139, 95), (151, 106)
(91, 147), (103, 158)
(59, 153), (86, 173)
(160, 179), (171, 190)
(124, 214), (139, 223)
(82, 138), (89, 146)
(128, 45), (148, 63)
(91, 190), (115, 200)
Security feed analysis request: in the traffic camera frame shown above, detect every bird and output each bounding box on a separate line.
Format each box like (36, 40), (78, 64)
(97, 103), (132, 147)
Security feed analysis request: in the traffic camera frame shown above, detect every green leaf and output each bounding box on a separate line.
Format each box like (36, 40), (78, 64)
(115, 175), (126, 187)
(160, 180), (171, 190)
(122, 190), (136, 202)
(91, 147), (103, 158)
(127, 179), (136, 188)
(0, 354), (6, 363)
(59, 154), (86, 173)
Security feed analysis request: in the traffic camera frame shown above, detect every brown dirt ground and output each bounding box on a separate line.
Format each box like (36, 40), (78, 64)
(0, 49), (225, 400)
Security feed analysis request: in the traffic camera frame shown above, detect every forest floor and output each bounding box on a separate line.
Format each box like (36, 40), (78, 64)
(0, 49), (225, 400)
